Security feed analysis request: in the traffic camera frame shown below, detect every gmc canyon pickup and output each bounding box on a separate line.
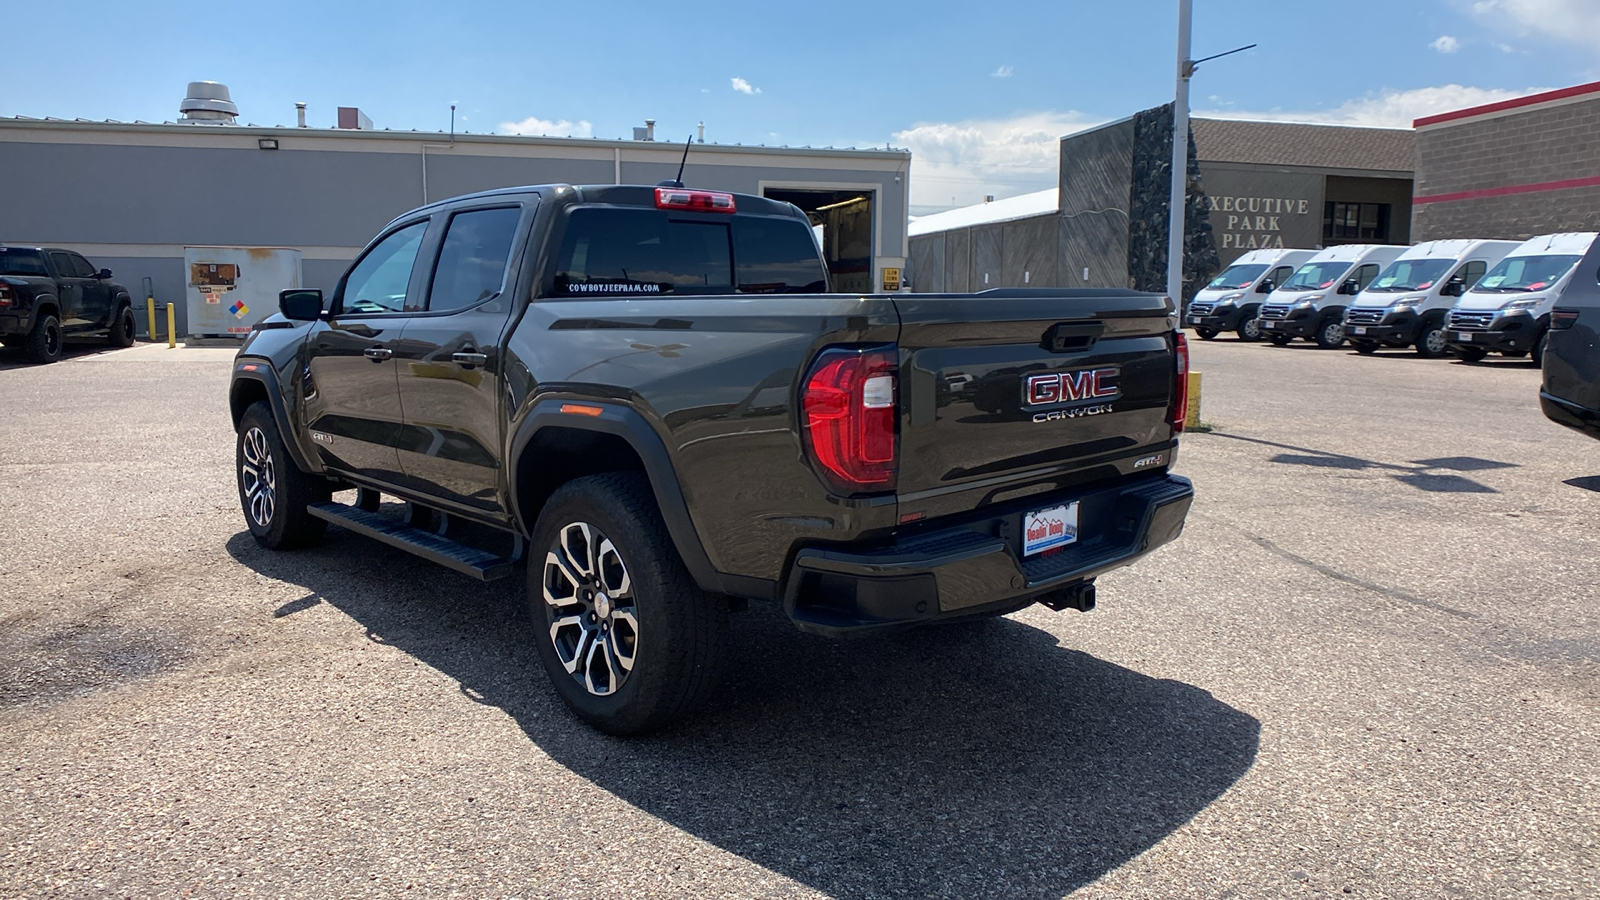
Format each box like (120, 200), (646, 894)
(229, 184), (1194, 734)
(0, 246), (137, 363)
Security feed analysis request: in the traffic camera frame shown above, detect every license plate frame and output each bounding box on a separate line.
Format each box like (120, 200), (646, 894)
(1024, 502), (1080, 557)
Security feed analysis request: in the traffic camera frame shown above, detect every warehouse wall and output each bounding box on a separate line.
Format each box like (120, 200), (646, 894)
(1413, 93), (1600, 241)
(1058, 118), (1136, 288)
(908, 212), (1059, 292)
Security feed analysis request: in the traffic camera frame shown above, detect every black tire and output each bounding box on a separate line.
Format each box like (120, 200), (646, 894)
(1313, 318), (1346, 350)
(530, 472), (728, 736)
(1268, 334), (1293, 346)
(1414, 318), (1448, 359)
(1350, 339), (1379, 355)
(23, 313), (62, 364)
(1532, 330), (1549, 367)
(107, 303), (136, 348)
(1236, 313), (1264, 342)
(1451, 346), (1488, 362)
(1194, 327), (1218, 340)
(237, 401), (329, 550)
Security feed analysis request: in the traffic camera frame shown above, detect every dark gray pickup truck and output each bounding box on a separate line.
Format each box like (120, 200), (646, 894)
(0, 246), (137, 363)
(229, 184), (1194, 734)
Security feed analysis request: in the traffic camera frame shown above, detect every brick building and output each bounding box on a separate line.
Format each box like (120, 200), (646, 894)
(1413, 81), (1600, 241)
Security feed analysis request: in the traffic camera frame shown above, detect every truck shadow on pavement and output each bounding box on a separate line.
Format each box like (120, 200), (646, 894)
(228, 530), (1260, 898)
(1208, 432), (1518, 494)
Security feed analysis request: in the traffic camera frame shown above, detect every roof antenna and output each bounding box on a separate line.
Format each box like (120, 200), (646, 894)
(658, 133), (694, 188)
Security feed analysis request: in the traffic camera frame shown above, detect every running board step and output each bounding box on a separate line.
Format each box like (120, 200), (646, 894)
(307, 502), (516, 582)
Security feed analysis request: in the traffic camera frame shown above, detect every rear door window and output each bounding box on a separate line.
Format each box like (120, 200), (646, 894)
(551, 208), (826, 297)
(423, 206), (522, 312)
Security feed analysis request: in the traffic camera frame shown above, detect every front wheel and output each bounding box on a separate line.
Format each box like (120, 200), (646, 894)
(1314, 319), (1346, 349)
(531, 472), (728, 736)
(1414, 319), (1448, 358)
(107, 303), (137, 348)
(1237, 314), (1264, 342)
(237, 402), (328, 549)
(1194, 327), (1218, 340)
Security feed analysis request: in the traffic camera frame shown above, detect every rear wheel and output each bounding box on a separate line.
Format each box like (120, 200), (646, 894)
(237, 402), (329, 549)
(1237, 314), (1263, 342)
(1194, 327), (1218, 340)
(1350, 339), (1379, 355)
(23, 313), (62, 364)
(107, 303), (136, 348)
(1414, 318), (1448, 359)
(531, 472), (728, 736)
(1451, 346), (1488, 362)
(1314, 319), (1346, 349)
(1268, 334), (1293, 346)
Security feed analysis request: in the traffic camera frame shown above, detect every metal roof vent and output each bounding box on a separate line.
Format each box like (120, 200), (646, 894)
(178, 81), (239, 125)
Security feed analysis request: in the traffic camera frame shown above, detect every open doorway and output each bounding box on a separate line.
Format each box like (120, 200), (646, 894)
(763, 188), (875, 293)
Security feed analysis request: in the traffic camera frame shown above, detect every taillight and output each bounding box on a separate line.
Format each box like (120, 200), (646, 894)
(1551, 308), (1580, 330)
(655, 187), (736, 213)
(801, 345), (898, 494)
(0, 284), (13, 308)
(1172, 331), (1189, 433)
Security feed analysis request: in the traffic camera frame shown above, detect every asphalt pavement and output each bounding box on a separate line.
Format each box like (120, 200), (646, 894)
(0, 336), (1596, 898)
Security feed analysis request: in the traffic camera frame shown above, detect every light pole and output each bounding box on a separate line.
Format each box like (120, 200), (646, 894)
(1167, 0), (1193, 309)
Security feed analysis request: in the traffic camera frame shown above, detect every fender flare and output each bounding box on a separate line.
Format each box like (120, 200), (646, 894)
(507, 400), (775, 601)
(230, 360), (318, 474)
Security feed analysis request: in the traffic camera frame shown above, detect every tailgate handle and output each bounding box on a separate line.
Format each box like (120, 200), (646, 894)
(1042, 322), (1105, 353)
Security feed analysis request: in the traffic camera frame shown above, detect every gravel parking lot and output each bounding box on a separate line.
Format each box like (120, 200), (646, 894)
(2, 336), (1597, 899)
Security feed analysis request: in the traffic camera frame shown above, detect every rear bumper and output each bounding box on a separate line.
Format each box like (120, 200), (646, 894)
(0, 313), (31, 336)
(1540, 391), (1600, 441)
(782, 474), (1194, 637)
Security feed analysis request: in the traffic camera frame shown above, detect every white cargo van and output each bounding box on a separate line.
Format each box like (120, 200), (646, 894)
(1443, 232), (1599, 365)
(1256, 244), (1408, 348)
(1343, 239), (1520, 358)
(1185, 248), (1316, 341)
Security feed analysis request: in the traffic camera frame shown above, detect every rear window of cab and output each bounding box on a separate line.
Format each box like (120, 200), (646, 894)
(551, 207), (828, 297)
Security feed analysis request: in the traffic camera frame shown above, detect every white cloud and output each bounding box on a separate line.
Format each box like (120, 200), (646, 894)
(893, 111), (1102, 210)
(498, 115), (592, 137)
(1469, 0), (1600, 47)
(1198, 84), (1545, 128)
(731, 77), (761, 95)
(991, 65), (1014, 78)
(1431, 35), (1461, 53)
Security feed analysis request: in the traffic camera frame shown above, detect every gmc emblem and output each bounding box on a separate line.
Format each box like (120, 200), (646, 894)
(1025, 367), (1120, 406)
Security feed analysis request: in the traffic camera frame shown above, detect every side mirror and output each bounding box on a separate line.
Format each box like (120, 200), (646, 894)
(279, 289), (325, 321)
(1442, 277), (1466, 297)
(96, 268), (113, 279)
(1339, 279), (1360, 296)
(1256, 279), (1275, 293)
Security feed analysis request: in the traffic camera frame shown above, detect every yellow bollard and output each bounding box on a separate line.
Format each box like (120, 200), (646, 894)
(146, 298), (158, 343)
(1185, 371), (1203, 429)
(165, 303), (177, 349)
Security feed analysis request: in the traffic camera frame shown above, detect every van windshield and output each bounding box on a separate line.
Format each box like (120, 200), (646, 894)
(1204, 264), (1268, 290)
(1470, 254), (1581, 293)
(1367, 258), (1455, 292)
(1279, 261), (1352, 292)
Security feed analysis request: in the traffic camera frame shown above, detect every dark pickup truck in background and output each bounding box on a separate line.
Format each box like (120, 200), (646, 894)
(0, 246), (137, 363)
(229, 184), (1194, 734)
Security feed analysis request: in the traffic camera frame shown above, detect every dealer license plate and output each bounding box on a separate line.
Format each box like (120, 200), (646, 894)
(1261, 321), (1277, 330)
(1350, 326), (1366, 335)
(1456, 331), (1473, 341)
(1024, 502), (1080, 557)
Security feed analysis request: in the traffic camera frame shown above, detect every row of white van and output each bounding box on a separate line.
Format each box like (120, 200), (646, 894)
(1183, 232), (1599, 364)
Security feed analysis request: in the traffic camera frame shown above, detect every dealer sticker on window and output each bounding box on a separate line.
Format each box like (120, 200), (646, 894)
(1024, 502), (1080, 557)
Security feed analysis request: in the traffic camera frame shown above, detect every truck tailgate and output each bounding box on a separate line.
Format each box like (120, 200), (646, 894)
(891, 289), (1177, 518)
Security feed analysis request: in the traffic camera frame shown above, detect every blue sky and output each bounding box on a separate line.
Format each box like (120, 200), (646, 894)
(5, 0), (1597, 212)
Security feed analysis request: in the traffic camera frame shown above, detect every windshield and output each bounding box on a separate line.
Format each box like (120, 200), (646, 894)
(1469, 254), (1582, 293)
(0, 248), (49, 277)
(1204, 264), (1269, 290)
(1367, 258), (1456, 293)
(1280, 261), (1352, 292)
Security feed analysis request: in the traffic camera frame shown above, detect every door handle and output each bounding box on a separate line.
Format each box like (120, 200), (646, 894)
(452, 351), (489, 368)
(364, 347), (393, 361)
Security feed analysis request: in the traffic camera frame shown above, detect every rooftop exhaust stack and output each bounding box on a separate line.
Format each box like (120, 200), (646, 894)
(295, 102), (307, 128)
(178, 81), (239, 125)
(697, 121), (705, 144)
(337, 107), (373, 130)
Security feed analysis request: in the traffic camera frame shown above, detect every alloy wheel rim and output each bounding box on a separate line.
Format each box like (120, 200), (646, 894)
(240, 427), (276, 528)
(44, 322), (60, 356)
(542, 521), (639, 697)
